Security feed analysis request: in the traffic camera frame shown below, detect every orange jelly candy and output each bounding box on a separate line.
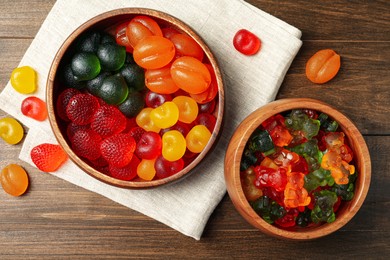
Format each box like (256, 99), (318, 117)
(0, 164), (29, 196)
(126, 15), (163, 48)
(170, 56), (211, 94)
(306, 49), (341, 84)
(145, 65), (180, 94)
(133, 36), (175, 69)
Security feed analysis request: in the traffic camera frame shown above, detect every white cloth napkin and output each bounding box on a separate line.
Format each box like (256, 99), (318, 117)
(0, 0), (302, 239)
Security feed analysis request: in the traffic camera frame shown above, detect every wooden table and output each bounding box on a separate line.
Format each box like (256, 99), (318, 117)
(0, 0), (389, 258)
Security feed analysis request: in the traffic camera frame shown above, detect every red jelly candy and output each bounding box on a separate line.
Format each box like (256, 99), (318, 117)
(145, 91), (172, 108)
(194, 113), (217, 132)
(160, 121), (192, 137)
(154, 155), (184, 179)
(66, 122), (89, 140)
(109, 155), (140, 181)
(56, 88), (81, 121)
(66, 93), (100, 125)
(30, 143), (68, 172)
(100, 133), (136, 168)
(91, 105), (126, 138)
(198, 99), (216, 114)
(135, 132), (162, 160)
(233, 29), (261, 56)
(128, 126), (146, 143)
(71, 129), (102, 161)
(21, 96), (48, 121)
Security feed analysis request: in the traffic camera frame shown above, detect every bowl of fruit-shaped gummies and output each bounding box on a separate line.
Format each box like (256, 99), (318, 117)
(224, 98), (370, 240)
(46, 8), (224, 189)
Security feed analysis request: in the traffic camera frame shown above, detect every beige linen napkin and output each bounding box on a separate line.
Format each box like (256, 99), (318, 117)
(0, 0), (302, 239)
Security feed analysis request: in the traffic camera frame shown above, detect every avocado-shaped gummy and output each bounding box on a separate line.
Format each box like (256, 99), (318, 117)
(120, 63), (145, 92)
(86, 71), (111, 96)
(76, 31), (101, 53)
(118, 92), (145, 118)
(100, 33), (116, 45)
(97, 74), (129, 105)
(62, 63), (86, 89)
(71, 52), (101, 81)
(97, 43), (126, 72)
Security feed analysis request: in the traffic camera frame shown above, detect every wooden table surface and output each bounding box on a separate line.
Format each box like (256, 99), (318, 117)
(0, 0), (389, 259)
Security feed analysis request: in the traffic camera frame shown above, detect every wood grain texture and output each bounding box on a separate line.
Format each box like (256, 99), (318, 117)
(0, 0), (389, 258)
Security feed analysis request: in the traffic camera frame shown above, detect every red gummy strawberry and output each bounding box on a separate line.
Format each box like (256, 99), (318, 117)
(128, 126), (146, 143)
(100, 133), (136, 168)
(91, 105), (126, 138)
(122, 117), (138, 133)
(71, 129), (102, 160)
(66, 93), (100, 125)
(88, 156), (109, 167)
(31, 143), (68, 172)
(109, 155), (140, 181)
(66, 122), (89, 139)
(56, 88), (81, 121)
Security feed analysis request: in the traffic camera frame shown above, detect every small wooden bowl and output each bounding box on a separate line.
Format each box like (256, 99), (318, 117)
(47, 8), (224, 189)
(224, 98), (371, 240)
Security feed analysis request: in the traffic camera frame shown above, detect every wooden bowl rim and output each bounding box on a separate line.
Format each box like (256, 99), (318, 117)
(224, 98), (371, 240)
(46, 8), (225, 189)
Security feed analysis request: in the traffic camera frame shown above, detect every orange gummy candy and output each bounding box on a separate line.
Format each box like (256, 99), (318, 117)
(0, 164), (29, 196)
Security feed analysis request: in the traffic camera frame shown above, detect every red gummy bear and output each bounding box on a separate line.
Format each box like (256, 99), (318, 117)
(30, 143), (68, 172)
(91, 105), (127, 138)
(100, 133), (136, 168)
(56, 88), (81, 121)
(71, 129), (102, 160)
(66, 93), (100, 125)
(109, 155), (140, 181)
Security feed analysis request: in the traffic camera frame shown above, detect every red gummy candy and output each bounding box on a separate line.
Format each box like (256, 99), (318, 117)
(30, 143), (68, 172)
(56, 88), (81, 121)
(154, 155), (184, 179)
(128, 126), (146, 143)
(66, 93), (100, 125)
(66, 122), (89, 139)
(109, 155), (140, 181)
(71, 129), (102, 160)
(100, 133), (136, 168)
(135, 131), (162, 159)
(195, 113), (217, 132)
(91, 105), (126, 138)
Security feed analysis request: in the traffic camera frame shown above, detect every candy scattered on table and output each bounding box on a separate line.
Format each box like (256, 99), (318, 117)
(21, 96), (48, 121)
(0, 164), (29, 196)
(306, 49), (341, 84)
(54, 14), (219, 181)
(240, 109), (357, 228)
(30, 143), (68, 172)
(0, 117), (24, 145)
(10, 66), (37, 94)
(233, 29), (261, 56)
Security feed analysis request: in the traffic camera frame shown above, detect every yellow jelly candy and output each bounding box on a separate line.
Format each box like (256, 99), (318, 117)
(1, 164), (29, 196)
(0, 117), (24, 145)
(10, 66), (37, 94)
(137, 159), (156, 181)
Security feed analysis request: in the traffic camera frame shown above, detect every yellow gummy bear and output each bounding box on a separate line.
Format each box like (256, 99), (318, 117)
(10, 66), (37, 94)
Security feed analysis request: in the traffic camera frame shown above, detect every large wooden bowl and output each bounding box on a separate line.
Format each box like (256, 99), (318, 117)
(47, 8), (224, 189)
(224, 98), (371, 240)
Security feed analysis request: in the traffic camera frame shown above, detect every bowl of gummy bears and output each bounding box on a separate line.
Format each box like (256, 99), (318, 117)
(46, 8), (224, 188)
(224, 98), (371, 240)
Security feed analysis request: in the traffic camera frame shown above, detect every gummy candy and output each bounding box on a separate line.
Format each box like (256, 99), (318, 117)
(0, 117), (24, 145)
(91, 105), (126, 138)
(30, 143), (68, 172)
(71, 129), (102, 161)
(306, 49), (341, 84)
(0, 164), (29, 196)
(21, 96), (48, 121)
(100, 133), (136, 168)
(135, 132), (162, 160)
(109, 155), (140, 181)
(186, 125), (211, 153)
(10, 66), (37, 94)
(66, 94), (100, 125)
(233, 29), (261, 56)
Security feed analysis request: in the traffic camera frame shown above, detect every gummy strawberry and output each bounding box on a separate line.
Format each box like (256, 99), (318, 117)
(128, 126), (145, 143)
(91, 105), (126, 138)
(88, 156), (109, 167)
(71, 129), (102, 160)
(66, 93), (100, 125)
(66, 122), (89, 139)
(122, 117), (138, 133)
(109, 155), (140, 181)
(56, 88), (81, 121)
(100, 133), (136, 168)
(30, 143), (68, 172)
